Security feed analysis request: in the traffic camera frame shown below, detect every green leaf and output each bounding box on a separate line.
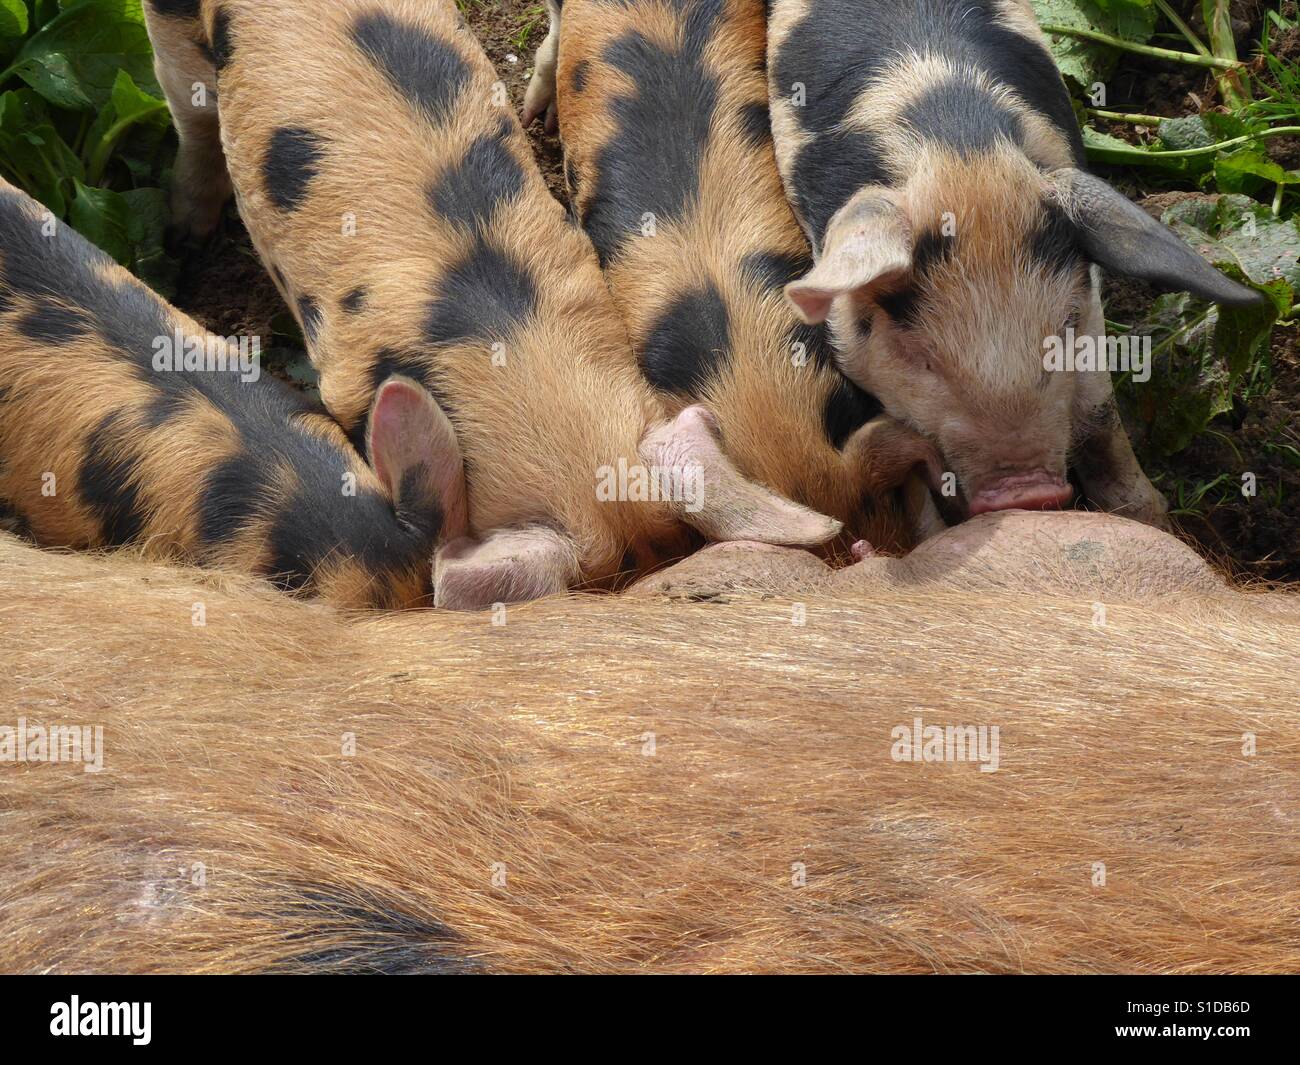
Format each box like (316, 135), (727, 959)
(1163, 194), (1300, 289)
(1031, 0), (1158, 88)
(30, 0), (63, 29)
(2, 0), (157, 112)
(0, 87), (83, 214)
(0, 0), (28, 40)
(1081, 125), (1192, 173)
(120, 185), (178, 296)
(1214, 149), (1299, 196)
(1118, 194), (1297, 455)
(69, 177), (132, 261)
(83, 68), (168, 183)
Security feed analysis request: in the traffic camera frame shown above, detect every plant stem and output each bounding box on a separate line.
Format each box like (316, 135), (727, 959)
(1087, 108), (1163, 127)
(1154, 0), (1211, 58)
(1039, 23), (1243, 70)
(86, 102), (168, 186)
(1202, 0), (1251, 109)
(1125, 125), (1300, 158)
(1151, 307), (1213, 361)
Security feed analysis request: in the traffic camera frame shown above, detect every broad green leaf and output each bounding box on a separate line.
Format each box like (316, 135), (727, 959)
(30, 0), (62, 28)
(3, 0), (157, 112)
(1157, 115), (1220, 152)
(69, 177), (132, 261)
(1118, 194), (1296, 455)
(84, 68), (168, 183)
(69, 181), (176, 291)
(1163, 194), (1300, 289)
(1031, 0), (1157, 88)
(1081, 125), (1192, 173)
(1214, 150), (1300, 196)
(121, 185), (178, 296)
(0, 0), (28, 39)
(0, 87), (82, 214)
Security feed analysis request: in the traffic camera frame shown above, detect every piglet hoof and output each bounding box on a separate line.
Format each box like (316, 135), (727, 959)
(521, 52), (557, 128)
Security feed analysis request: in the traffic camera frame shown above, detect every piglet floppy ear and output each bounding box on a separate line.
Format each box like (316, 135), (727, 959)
(434, 525), (579, 610)
(366, 374), (468, 542)
(785, 186), (914, 325)
(640, 405), (843, 545)
(1049, 168), (1263, 307)
(842, 415), (943, 497)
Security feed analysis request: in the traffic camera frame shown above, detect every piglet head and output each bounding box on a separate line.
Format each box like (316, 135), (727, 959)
(786, 159), (1261, 518)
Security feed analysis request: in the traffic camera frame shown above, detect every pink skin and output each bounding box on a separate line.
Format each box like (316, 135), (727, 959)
(636, 511), (1226, 600)
(967, 472), (1074, 516)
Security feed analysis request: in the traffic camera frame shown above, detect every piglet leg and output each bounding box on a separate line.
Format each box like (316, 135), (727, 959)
(522, 0), (561, 132)
(144, 4), (232, 242)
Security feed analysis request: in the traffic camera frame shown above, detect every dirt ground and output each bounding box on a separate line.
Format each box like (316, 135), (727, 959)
(171, 0), (1299, 581)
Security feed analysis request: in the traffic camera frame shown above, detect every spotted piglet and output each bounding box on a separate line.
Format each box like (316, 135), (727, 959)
(144, 0), (842, 609)
(0, 179), (463, 609)
(767, 0), (1261, 526)
(525, 0), (944, 553)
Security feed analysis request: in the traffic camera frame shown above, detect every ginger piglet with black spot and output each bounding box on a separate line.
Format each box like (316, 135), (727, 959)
(0, 179), (462, 609)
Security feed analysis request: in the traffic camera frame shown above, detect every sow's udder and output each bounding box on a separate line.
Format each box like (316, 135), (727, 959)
(629, 511), (1227, 602)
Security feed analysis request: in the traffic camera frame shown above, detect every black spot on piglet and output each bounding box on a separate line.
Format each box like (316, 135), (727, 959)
(427, 133), (523, 233)
(263, 127), (327, 212)
(823, 378), (883, 451)
(148, 0), (201, 18)
(423, 240), (537, 348)
(741, 249), (812, 293)
(209, 7), (234, 71)
(77, 412), (148, 546)
(571, 59), (589, 93)
(640, 284), (731, 395)
(16, 302), (92, 344)
(738, 101), (771, 149)
(351, 12), (471, 125)
(297, 295), (322, 345)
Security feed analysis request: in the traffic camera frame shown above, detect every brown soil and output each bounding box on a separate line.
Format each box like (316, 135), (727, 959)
(169, 0), (1299, 580)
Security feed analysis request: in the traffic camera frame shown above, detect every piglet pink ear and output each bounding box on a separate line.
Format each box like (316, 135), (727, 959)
(366, 374), (468, 541)
(786, 185), (913, 325)
(640, 405), (843, 546)
(434, 525), (580, 610)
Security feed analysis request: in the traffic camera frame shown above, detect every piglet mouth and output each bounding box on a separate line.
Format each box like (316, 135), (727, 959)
(967, 472), (1074, 516)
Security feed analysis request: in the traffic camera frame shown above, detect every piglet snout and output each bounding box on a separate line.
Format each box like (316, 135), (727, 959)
(967, 473), (1073, 516)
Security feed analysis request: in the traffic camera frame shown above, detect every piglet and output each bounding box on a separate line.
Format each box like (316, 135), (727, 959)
(767, 0), (1261, 526)
(0, 179), (463, 609)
